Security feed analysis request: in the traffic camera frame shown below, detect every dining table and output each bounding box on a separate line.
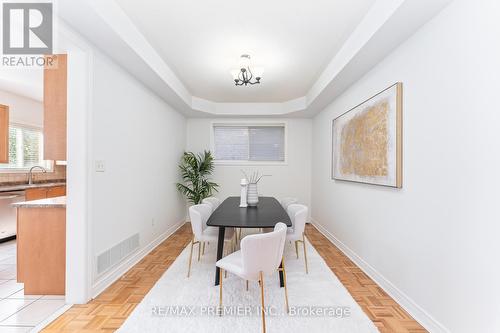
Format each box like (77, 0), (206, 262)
(206, 196), (292, 286)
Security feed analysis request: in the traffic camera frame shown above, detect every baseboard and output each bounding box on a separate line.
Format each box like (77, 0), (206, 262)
(310, 218), (450, 333)
(91, 219), (186, 298)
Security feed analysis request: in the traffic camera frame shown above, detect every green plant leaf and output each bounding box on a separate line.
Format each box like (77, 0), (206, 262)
(176, 150), (218, 205)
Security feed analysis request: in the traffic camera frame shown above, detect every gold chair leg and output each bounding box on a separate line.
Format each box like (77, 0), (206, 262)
(246, 280), (249, 291)
(187, 238), (194, 278)
(302, 233), (309, 274)
(295, 241), (299, 259)
(281, 258), (290, 313)
(219, 267), (223, 316)
(259, 271), (266, 333)
(197, 241), (201, 261)
(202, 242), (205, 255)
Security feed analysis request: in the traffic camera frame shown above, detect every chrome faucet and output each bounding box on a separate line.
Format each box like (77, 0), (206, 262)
(28, 166), (47, 185)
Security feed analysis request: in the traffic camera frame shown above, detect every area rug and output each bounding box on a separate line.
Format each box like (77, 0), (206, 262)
(117, 231), (378, 333)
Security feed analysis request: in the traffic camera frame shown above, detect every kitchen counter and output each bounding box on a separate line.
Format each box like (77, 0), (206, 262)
(12, 196), (66, 208)
(0, 181), (66, 193)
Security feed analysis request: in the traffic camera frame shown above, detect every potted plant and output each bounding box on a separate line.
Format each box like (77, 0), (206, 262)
(176, 151), (219, 204)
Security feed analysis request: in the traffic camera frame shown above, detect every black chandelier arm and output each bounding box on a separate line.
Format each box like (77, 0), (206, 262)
(235, 80), (259, 86)
(244, 67), (253, 82)
(239, 68), (247, 83)
(246, 67), (253, 81)
(233, 66), (260, 86)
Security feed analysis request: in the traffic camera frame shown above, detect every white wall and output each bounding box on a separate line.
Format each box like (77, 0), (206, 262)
(311, 0), (500, 332)
(0, 90), (43, 127)
(90, 51), (187, 290)
(60, 21), (93, 304)
(186, 118), (312, 211)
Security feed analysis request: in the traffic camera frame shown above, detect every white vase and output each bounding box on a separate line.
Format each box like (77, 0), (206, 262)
(247, 183), (259, 206)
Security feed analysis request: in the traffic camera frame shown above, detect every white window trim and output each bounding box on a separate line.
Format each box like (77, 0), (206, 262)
(210, 121), (288, 166)
(0, 122), (55, 173)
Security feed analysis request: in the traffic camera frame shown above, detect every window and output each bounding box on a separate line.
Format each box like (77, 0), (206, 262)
(0, 124), (52, 171)
(213, 124), (285, 163)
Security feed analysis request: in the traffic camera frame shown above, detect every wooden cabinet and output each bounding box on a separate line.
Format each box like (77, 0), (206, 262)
(0, 105), (8, 163)
(47, 185), (66, 198)
(43, 54), (67, 161)
(25, 185), (66, 201)
(25, 188), (49, 201)
(17, 207), (66, 294)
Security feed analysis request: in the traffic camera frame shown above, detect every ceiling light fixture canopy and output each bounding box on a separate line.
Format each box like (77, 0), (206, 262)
(230, 54), (263, 86)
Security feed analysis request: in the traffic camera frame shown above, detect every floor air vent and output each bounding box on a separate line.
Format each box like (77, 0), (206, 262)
(97, 233), (140, 275)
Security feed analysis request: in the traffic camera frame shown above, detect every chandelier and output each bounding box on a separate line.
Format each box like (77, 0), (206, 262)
(230, 54), (264, 86)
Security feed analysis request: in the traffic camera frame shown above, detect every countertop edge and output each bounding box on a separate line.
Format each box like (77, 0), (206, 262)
(0, 181), (66, 193)
(12, 196), (67, 208)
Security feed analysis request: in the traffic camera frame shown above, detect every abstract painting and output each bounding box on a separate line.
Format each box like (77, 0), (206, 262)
(332, 82), (402, 187)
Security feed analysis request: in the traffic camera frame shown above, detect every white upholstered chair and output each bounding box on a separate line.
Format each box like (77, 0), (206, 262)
(280, 197), (298, 227)
(286, 204), (309, 274)
(203, 197), (244, 242)
(201, 197), (222, 249)
(261, 197), (299, 233)
(202, 197), (222, 211)
(216, 222), (289, 333)
(279, 197), (298, 210)
(187, 204), (235, 277)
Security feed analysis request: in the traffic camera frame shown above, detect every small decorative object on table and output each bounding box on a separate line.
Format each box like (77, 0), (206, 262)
(239, 178), (248, 207)
(241, 170), (271, 207)
(247, 183), (259, 206)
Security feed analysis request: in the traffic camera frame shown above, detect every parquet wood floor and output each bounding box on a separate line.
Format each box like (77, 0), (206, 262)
(42, 223), (426, 333)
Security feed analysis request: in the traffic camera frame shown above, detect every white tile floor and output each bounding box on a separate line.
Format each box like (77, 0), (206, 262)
(0, 240), (66, 332)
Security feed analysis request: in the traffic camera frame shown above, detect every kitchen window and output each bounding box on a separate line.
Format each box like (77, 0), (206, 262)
(0, 124), (52, 171)
(212, 124), (286, 164)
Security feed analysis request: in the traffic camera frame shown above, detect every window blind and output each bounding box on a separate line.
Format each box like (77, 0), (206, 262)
(213, 125), (285, 162)
(0, 125), (50, 170)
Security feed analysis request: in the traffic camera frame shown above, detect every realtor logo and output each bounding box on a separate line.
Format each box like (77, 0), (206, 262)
(2, 2), (53, 54)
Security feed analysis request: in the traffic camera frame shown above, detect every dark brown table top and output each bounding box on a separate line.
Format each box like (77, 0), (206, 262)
(207, 196), (292, 228)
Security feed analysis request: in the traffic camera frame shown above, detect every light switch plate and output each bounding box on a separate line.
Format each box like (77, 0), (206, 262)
(95, 160), (105, 172)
